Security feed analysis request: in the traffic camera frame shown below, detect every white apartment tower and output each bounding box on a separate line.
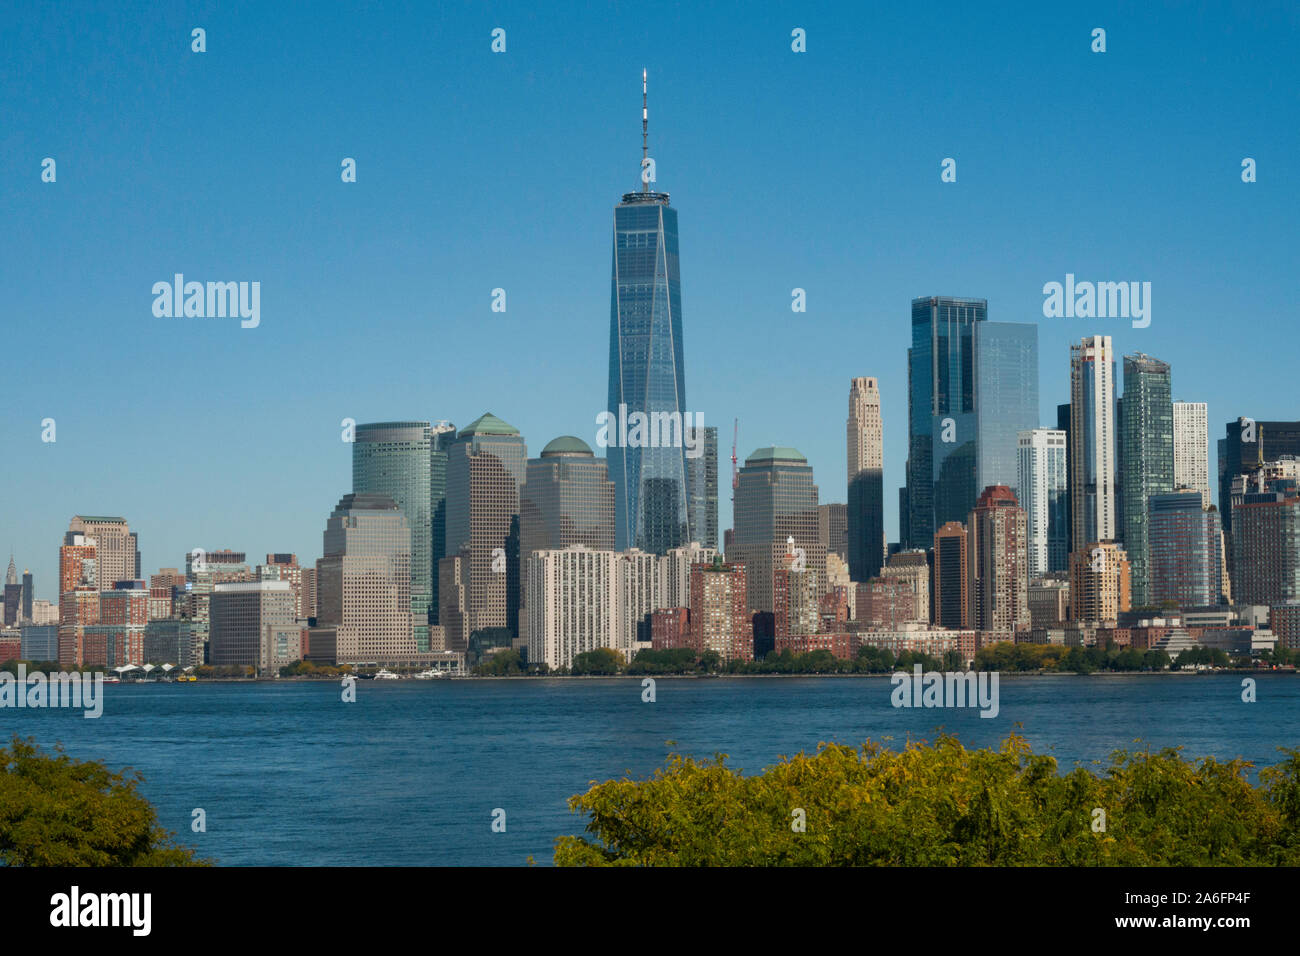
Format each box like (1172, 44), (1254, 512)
(1017, 429), (1069, 579)
(1172, 401), (1210, 508)
(1069, 336), (1118, 549)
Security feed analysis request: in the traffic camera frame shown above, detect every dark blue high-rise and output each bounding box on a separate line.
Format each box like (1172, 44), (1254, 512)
(607, 70), (689, 554)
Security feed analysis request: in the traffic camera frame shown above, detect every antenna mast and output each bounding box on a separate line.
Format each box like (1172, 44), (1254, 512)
(641, 68), (648, 193)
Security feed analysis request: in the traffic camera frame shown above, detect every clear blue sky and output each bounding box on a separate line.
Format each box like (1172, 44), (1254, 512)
(3, 0), (1297, 601)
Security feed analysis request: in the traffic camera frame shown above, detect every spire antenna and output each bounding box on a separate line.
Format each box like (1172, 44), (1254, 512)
(641, 68), (649, 193)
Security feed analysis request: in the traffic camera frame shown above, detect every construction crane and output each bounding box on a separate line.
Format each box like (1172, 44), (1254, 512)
(731, 417), (739, 504)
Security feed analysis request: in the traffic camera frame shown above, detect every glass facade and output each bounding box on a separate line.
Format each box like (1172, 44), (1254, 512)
(353, 422), (433, 651)
(686, 424), (718, 549)
(906, 297), (985, 549)
(975, 321), (1039, 500)
(1118, 354), (1173, 607)
(430, 421), (456, 625)
(608, 192), (689, 555)
(1149, 491), (1220, 608)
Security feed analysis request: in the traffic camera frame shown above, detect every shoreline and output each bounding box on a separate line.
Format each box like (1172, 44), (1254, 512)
(101, 668), (1296, 684)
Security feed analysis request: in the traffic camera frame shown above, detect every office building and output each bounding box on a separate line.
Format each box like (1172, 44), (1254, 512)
(311, 493), (415, 664)
(520, 436), (615, 560)
(1218, 419), (1300, 534)
(974, 322), (1039, 499)
(442, 413), (527, 649)
(210, 580), (297, 673)
(353, 422), (434, 651)
(607, 72), (690, 556)
(905, 297), (986, 548)
(66, 516), (135, 591)
(730, 447), (825, 616)
(818, 503), (848, 563)
(847, 376), (884, 580)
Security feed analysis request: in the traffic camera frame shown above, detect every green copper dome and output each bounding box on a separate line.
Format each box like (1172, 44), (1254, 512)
(745, 446), (807, 465)
(460, 412), (519, 437)
(541, 435), (593, 457)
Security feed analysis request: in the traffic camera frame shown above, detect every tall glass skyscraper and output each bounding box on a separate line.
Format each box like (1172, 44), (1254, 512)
(974, 321), (1038, 499)
(1118, 353), (1173, 607)
(607, 72), (689, 555)
(905, 296), (985, 549)
(353, 422), (433, 651)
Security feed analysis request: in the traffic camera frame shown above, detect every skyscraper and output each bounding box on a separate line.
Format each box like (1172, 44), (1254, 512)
(3, 558), (19, 627)
(974, 322), (1039, 499)
(21, 570), (33, 622)
(1149, 491), (1221, 609)
(689, 560), (753, 663)
(607, 71), (689, 556)
(430, 420), (456, 624)
(1069, 542), (1131, 624)
(520, 436), (615, 559)
(933, 521), (969, 629)
(846, 376), (884, 581)
(1231, 480), (1300, 607)
(905, 297), (986, 548)
(1118, 353), (1173, 608)
(1218, 419), (1300, 534)
(526, 545), (622, 671)
(730, 447), (825, 616)
(1069, 336), (1118, 550)
(353, 422), (433, 651)
(1017, 429), (1069, 578)
(310, 493), (414, 664)
(686, 424), (719, 550)
(1172, 401), (1210, 508)
(967, 486), (1030, 633)
(442, 413), (527, 648)
(67, 516), (135, 591)
(818, 503), (848, 562)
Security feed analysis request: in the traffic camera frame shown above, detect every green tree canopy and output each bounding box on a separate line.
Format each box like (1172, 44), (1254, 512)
(555, 733), (1300, 866)
(0, 736), (210, 866)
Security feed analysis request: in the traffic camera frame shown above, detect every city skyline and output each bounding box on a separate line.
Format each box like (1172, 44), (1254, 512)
(5, 2), (1298, 596)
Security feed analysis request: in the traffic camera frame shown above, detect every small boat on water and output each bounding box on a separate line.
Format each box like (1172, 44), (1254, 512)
(414, 669), (450, 679)
(373, 668), (400, 680)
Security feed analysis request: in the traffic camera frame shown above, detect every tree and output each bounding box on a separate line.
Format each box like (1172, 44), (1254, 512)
(0, 736), (211, 866)
(571, 647), (624, 676)
(554, 733), (1300, 867)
